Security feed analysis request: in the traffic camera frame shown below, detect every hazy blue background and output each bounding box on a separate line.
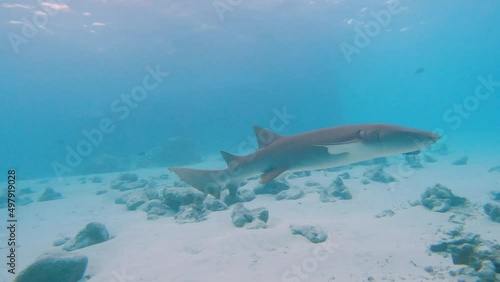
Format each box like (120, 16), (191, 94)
(1, 0), (499, 179)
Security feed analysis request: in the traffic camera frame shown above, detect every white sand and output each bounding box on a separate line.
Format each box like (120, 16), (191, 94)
(2, 148), (499, 282)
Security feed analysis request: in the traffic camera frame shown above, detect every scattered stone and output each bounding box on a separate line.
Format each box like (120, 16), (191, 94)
(158, 173), (170, 180)
(338, 172), (350, 179)
(484, 203), (500, 223)
(363, 165), (395, 183)
(324, 165), (352, 172)
(288, 171), (311, 179)
(488, 165), (500, 173)
(147, 179), (158, 188)
(163, 187), (206, 211)
(143, 199), (168, 216)
(427, 233), (500, 276)
(452, 156), (468, 166)
(52, 237), (70, 247)
(360, 178), (370, 185)
(405, 154), (423, 169)
(13, 252), (88, 282)
(90, 176), (103, 183)
(117, 179), (148, 191)
(78, 176), (87, 184)
(230, 203), (268, 229)
(38, 187), (63, 202)
(421, 184), (467, 212)
(444, 226), (463, 238)
(477, 260), (496, 280)
(19, 187), (34, 195)
(203, 197), (228, 211)
(254, 179), (290, 195)
(173, 181), (189, 187)
(144, 186), (159, 200)
(114, 173), (138, 183)
(276, 187), (304, 201)
(290, 224), (327, 243)
(223, 189), (256, 205)
(375, 209), (395, 218)
(448, 214), (467, 225)
(174, 204), (209, 224)
(408, 200), (421, 207)
(449, 243), (481, 269)
(18, 197), (33, 206)
(319, 177), (352, 202)
(429, 234), (481, 253)
(305, 180), (320, 187)
(430, 143), (448, 155)
(423, 154), (437, 163)
(490, 191), (500, 202)
(125, 195), (146, 211)
(424, 266), (434, 273)
(147, 214), (160, 220)
(357, 157), (387, 166)
(63, 222), (110, 251)
(95, 190), (108, 195)
(114, 192), (134, 204)
(111, 173), (148, 191)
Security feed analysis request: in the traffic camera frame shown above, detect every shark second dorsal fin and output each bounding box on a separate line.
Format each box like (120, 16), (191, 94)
(253, 126), (281, 149)
(220, 151), (240, 166)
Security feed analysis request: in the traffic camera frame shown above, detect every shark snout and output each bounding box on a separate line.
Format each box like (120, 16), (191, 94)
(415, 130), (441, 148)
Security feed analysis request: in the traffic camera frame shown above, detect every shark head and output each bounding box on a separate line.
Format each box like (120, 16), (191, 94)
(359, 124), (440, 155)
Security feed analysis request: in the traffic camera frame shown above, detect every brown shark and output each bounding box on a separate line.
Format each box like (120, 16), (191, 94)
(169, 123), (440, 199)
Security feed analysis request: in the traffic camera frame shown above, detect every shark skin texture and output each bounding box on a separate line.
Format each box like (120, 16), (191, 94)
(169, 123), (440, 199)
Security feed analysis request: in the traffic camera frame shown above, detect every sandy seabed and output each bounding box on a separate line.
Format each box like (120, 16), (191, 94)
(2, 146), (499, 282)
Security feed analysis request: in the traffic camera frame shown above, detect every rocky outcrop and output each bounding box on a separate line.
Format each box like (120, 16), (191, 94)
(420, 184), (467, 212)
(231, 203), (268, 229)
(254, 179), (290, 195)
(38, 187), (63, 202)
(14, 252), (88, 282)
(319, 177), (352, 202)
(363, 165), (395, 183)
(290, 224), (327, 243)
(63, 222), (110, 251)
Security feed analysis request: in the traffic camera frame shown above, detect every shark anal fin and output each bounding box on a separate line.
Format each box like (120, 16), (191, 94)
(260, 167), (287, 184)
(253, 126), (281, 149)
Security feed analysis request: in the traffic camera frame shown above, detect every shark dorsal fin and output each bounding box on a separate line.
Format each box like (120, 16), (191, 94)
(253, 126), (281, 149)
(220, 151), (240, 166)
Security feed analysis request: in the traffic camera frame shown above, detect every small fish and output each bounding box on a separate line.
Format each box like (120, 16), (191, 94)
(415, 67), (425, 74)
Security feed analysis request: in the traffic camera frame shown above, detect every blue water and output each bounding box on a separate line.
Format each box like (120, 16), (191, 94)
(1, 0), (499, 179)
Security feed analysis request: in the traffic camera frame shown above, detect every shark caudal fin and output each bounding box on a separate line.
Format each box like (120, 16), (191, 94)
(168, 167), (232, 199)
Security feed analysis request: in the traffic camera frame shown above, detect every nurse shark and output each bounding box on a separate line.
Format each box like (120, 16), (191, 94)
(169, 123), (440, 199)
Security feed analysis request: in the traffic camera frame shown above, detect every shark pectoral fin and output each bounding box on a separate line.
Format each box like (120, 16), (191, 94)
(316, 140), (362, 155)
(224, 182), (239, 198)
(404, 150), (421, 155)
(260, 167), (287, 184)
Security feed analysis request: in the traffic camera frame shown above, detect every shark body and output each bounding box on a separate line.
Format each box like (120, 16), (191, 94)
(169, 123), (440, 199)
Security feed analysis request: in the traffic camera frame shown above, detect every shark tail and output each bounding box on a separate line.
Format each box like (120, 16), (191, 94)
(168, 167), (234, 199)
